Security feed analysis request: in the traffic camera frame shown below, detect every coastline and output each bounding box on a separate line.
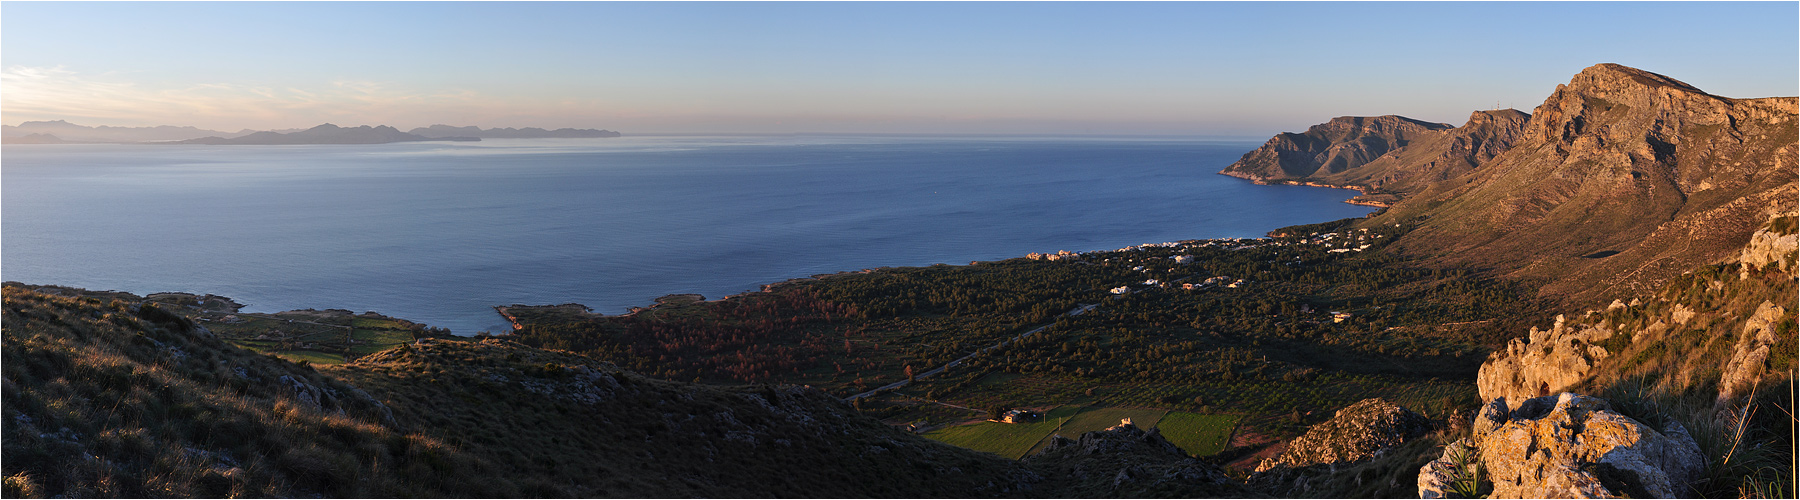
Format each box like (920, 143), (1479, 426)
(1217, 171), (1396, 208)
(7, 137), (1375, 335)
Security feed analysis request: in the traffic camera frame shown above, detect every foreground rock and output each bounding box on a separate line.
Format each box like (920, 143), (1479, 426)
(1418, 393), (1704, 498)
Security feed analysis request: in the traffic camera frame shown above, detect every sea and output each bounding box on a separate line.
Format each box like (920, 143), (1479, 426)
(2, 135), (1375, 334)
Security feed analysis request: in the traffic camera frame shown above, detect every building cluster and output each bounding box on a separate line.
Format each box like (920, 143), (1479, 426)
(998, 409), (1041, 424)
(1026, 250), (1083, 262)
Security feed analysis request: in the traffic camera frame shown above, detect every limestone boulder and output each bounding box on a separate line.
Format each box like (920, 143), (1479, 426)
(1477, 314), (1617, 409)
(1421, 393), (1705, 498)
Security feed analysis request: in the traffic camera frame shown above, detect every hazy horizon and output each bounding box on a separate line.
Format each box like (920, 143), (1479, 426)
(4, 2), (1796, 137)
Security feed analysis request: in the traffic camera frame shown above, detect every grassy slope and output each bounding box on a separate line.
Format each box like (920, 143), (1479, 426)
(1, 287), (464, 498)
(2, 286), (1029, 497)
(1562, 258), (1796, 498)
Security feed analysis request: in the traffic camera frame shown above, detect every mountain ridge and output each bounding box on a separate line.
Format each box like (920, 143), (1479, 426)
(1369, 63), (1798, 307)
(175, 123), (477, 145)
(1220, 115), (1455, 182)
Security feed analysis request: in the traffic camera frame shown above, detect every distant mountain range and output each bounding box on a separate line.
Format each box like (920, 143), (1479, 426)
(175, 123), (479, 145)
(2, 120), (621, 145)
(1, 120), (254, 144)
(409, 124), (621, 139)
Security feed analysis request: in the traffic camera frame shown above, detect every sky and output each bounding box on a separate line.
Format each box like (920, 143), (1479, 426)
(3, 2), (1796, 137)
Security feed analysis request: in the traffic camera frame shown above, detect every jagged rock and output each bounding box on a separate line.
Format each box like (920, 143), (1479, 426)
(1255, 398), (1431, 472)
(276, 375), (324, 412)
(1717, 300), (1788, 407)
(1446, 393), (1705, 499)
(1477, 314), (1618, 409)
(1737, 210), (1798, 278)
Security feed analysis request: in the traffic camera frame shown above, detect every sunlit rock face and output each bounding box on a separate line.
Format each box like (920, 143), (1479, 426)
(1418, 393), (1704, 499)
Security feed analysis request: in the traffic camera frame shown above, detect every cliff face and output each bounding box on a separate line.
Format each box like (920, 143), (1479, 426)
(1220, 115), (1454, 181)
(1314, 109), (1532, 201)
(1374, 63), (1798, 306)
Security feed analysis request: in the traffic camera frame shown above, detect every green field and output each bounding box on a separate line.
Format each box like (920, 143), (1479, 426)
(925, 405), (1180, 459)
(1022, 406), (1168, 456)
(922, 405), (1080, 459)
(1155, 412), (1238, 457)
(350, 327), (415, 356)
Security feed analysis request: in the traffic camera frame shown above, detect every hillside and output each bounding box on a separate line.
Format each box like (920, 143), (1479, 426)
(1220, 115), (1454, 183)
(1456, 210), (1796, 497)
(1310, 109), (1533, 206)
(1369, 63), (1798, 308)
(1, 120), (246, 143)
(1, 284), (1255, 498)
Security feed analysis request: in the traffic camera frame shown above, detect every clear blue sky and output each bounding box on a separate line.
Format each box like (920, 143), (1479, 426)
(4, 1), (1795, 136)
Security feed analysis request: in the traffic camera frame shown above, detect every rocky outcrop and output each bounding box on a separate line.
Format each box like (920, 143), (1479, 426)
(1736, 212), (1798, 278)
(1419, 393), (1704, 498)
(1717, 300), (1788, 407)
(1254, 398), (1431, 472)
(1477, 313), (1617, 408)
(1221, 115), (1453, 181)
(1374, 63), (1798, 307)
(1478, 209), (1799, 409)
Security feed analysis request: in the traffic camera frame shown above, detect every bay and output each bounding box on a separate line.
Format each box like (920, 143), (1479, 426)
(2, 135), (1374, 334)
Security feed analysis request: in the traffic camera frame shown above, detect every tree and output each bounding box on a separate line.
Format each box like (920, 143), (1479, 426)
(904, 364), (915, 383)
(989, 404), (1011, 421)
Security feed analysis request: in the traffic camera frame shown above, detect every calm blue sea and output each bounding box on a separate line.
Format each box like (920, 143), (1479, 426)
(3, 135), (1373, 334)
